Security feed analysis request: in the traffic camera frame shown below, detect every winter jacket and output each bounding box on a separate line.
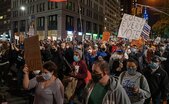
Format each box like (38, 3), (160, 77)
(143, 66), (169, 99)
(83, 76), (131, 104)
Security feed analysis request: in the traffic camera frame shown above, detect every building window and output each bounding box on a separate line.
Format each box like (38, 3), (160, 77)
(99, 25), (103, 34)
(77, 18), (84, 32)
(48, 15), (57, 30)
(87, 0), (92, 7)
(86, 9), (92, 18)
(48, 2), (58, 10)
(66, 2), (75, 11)
(93, 23), (97, 33)
(99, 15), (103, 22)
(13, 21), (18, 32)
(93, 3), (98, 11)
(66, 15), (74, 31)
(20, 20), (26, 32)
(37, 2), (45, 12)
(37, 17), (45, 30)
(93, 12), (98, 20)
(78, 7), (85, 15)
(86, 21), (91, 33)
(80, 0), (85, 4)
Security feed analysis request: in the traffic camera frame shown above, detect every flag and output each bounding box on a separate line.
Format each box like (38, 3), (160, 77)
(141, 23), (151, 40)
(48, 0), (67, 2)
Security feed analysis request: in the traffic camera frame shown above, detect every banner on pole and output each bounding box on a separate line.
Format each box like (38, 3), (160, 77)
(24, 35), (43, 71)
(118, 14), (146, 40)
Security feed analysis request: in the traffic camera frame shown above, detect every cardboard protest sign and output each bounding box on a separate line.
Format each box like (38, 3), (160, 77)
(118, 14), (146, 40)
(24, 35), (43, 71)
(131, 38), (145, 48)
(102, 32), (110, 41)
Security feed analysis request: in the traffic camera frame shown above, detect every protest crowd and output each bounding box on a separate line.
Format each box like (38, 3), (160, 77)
(0, 36), (169, 104)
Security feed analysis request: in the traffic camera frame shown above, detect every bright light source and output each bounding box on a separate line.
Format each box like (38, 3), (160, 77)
(0, 16), (3, 19)
(20, 6), (26, 11)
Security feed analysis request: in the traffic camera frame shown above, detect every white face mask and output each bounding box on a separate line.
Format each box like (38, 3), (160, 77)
(42, 72), (52, 80)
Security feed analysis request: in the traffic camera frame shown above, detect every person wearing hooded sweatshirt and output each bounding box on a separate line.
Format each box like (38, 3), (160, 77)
(83, 60), (131, 104)
(119, 58), (151, 104)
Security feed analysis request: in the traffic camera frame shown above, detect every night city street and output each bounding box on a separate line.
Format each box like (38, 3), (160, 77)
(0, 0), (169, 104)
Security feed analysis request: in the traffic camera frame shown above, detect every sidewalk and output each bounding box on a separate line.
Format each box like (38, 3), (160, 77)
(0, 86), (29, 104)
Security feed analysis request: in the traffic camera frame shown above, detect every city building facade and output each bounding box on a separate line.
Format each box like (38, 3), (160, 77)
(11, 0), (121, 40)
(104, 0), (121, 35)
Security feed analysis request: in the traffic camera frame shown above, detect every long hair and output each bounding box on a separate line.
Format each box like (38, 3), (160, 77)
(43, 61), (58, 77)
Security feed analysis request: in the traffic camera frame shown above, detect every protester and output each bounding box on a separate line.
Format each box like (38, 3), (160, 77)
(66, 49), (88, 104)
(23, 61), (64, 104)
(85, 45), (97, 72)
(109, 49), (128, 76)
(143, 55), (169, 104)
(119, 58), (151, 104)
(83, 60), (131, 104)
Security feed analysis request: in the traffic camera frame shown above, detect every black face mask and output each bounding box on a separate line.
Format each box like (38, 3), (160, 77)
(101, 48), (106, 52)
(92, 73), (102, 83)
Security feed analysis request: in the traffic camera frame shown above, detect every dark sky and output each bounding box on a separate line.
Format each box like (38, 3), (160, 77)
(143, 0), (169, 26)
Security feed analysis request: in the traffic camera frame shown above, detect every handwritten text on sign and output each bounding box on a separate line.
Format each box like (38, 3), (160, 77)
(118, 14), (146, 39)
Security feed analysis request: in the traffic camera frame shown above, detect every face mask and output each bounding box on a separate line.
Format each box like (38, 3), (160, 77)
(149, 62), (159, 70)
(127, 68), (137, 75)
(92, 73), (102, 83)
(101, 48), (106, 52)
(74, 56), (79, 62)
(42, 72), (52, 80)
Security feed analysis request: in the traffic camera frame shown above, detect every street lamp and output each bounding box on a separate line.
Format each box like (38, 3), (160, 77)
(20, 6), (26, 11)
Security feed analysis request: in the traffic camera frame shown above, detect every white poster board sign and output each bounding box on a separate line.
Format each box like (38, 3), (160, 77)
(118, 14), (146, 39)
(154, 37), (161, 44)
